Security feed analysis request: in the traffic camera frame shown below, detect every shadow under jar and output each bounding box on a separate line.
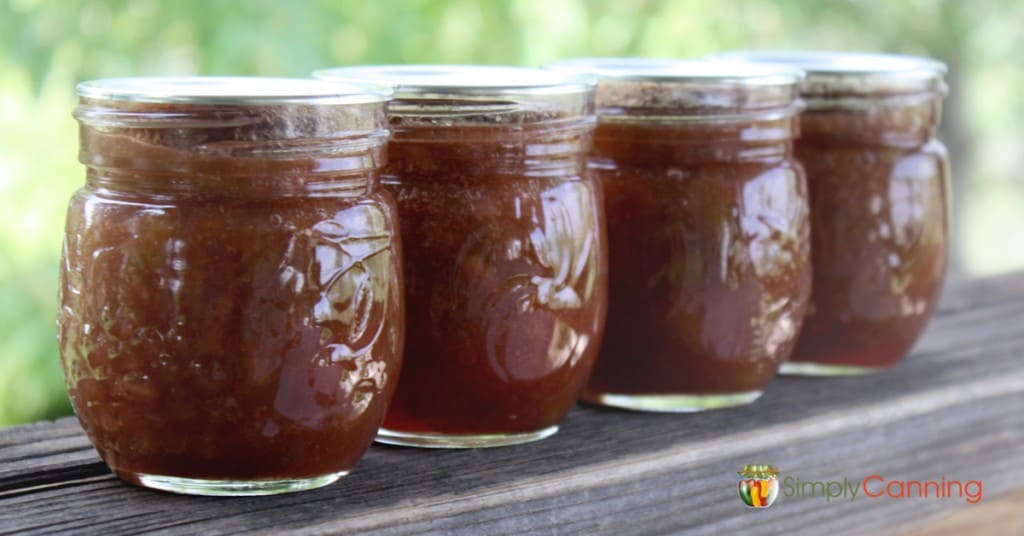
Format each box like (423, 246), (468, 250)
(316, 66), (607, 448)
(547, 59), (811, 411)
(59, 77), (405, 495)
(718, 52), (951, 375)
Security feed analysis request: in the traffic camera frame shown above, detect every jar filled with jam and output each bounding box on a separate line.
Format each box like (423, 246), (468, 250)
(59, 77), (404, 495)
(317, 66), (607, 447)
(547, 59), (811, 411)
(718, 52), (951, 375)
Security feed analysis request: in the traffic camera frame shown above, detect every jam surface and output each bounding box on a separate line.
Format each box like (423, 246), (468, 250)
(584, 122), (811, 396)
(380, 124), (607, 435)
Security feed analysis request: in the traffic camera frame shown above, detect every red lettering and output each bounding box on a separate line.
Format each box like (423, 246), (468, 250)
(886, 479), (904, 498)
(863, 475), (884, 498)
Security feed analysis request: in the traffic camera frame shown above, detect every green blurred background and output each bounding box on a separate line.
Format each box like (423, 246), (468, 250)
(1, 0), (1022, 427)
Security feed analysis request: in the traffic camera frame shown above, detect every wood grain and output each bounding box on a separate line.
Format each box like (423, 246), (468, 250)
(899, 488), (1024, 536)
(1, 273), (1023, 535)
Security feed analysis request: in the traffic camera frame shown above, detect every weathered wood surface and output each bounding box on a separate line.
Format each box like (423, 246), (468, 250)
(1, 273), (1023, 535)
(904, 488), (1024, 535)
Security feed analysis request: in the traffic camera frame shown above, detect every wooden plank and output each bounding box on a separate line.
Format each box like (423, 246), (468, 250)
(0, 272), (1022, 535)
(898, 488), (1024, 535)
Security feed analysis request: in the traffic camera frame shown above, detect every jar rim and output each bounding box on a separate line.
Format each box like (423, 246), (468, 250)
(713, 51), (946, 78)
(545, 58), (805, 86)
(711, 51), (947, 97)
(544, 59), (802, 123)
(314, 65), (595, 98)
(76, 76), (393, 105)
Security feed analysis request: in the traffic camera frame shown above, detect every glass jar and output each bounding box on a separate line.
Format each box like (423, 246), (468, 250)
(317, 66), (606, 447)
(718, 52), (951, 375)
(547, 59), (811, 411)
(59, 77), (403, 495)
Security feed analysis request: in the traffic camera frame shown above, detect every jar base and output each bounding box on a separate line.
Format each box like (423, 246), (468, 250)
(780, 361), (888, 376)
(581, 389), (763, 413)
(374, 425), (559, 448)
(124, 470), (347, 496)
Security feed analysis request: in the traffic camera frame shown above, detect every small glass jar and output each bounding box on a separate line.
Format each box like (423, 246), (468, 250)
(59, 77), (404, 495)
(718, 52), (951, 375)
(547, 59), (811, 411)
(317, 66), (607, 447)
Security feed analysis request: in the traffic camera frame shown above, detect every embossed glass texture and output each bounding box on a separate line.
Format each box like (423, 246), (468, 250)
(715, 52), (951, 375)
(59, 77), (403, 495)
(546, 59), (811, 411)
(316, 66), (608, 447)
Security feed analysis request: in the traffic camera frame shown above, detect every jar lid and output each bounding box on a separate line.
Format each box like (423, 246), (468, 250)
(711, 51), (947, 96)
(546, 57), (804, 86)
(76, 76), (393, 105)
(314, 65), (594, 98)
(544, 58), (804, 121)
(315, 65), (594, 124)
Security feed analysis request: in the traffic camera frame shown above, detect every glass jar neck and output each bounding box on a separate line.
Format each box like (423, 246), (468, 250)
(84, 167), (382, 200)
(798, 92), (943, 148)
(384, 118), (593, 179)
(75, 100), (387, 198)
(590, 115), (798, 167)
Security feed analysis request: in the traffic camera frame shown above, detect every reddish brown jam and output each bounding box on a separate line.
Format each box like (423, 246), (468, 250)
(583, 117), (811, 398)
(380, 113), (607, 437)
(790, 94), (949, 370)
(59, 84), (403, 486)
(544, 60), (812, 409)
(709, 52), (952, 373)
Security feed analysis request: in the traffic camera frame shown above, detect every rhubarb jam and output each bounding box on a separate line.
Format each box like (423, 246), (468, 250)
(59, 77), (403, 495)
(548, 59), (811, 411)
(720, 52), (951, 375)
(317, 66), (606, 447)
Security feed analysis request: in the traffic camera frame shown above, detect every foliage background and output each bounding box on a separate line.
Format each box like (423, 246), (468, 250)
(1, 0), (1022, 426)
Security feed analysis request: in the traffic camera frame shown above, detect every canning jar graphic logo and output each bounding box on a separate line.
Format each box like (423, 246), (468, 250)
(738, 465), (779, 508)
